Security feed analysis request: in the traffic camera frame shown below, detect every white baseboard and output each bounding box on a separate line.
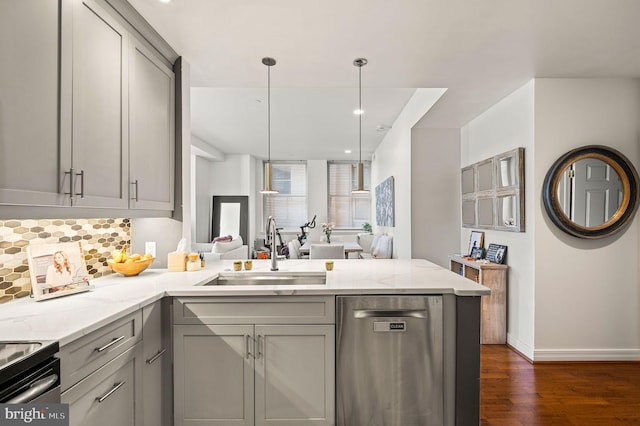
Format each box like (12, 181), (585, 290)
(506, 333), (534, 361)
(533, 348), (640, 362)
(506, 334), (640, 361)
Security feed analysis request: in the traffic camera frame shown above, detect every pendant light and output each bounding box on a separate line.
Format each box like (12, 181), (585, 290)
(352, 58), (369, 193)
(260, 57), (279, 194)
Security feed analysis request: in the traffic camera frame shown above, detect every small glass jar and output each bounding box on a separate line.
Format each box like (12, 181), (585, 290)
(233, 261), (242, 271)
(244, 260), (253, 270)
(186, 253), (201, 271)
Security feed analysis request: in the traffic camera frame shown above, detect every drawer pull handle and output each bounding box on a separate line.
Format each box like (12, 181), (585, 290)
(96, 381), (126, 403)
(146, 348), (167, 365)
(95, 335), (125, 352)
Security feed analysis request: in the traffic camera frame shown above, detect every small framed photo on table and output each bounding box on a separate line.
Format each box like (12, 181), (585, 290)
(470, 247), (484, 260)
(486, 243), (508, 264)
(27, 241), (93, 301)
(468, 231), (484, 256)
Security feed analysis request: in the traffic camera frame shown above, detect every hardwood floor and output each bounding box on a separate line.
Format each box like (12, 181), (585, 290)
(480, 345), (640, 425)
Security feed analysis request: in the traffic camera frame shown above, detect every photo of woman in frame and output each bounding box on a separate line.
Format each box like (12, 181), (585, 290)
(27, 241), (91, 301)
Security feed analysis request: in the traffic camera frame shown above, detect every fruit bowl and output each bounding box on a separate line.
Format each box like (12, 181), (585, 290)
(108, 257), (154, 276)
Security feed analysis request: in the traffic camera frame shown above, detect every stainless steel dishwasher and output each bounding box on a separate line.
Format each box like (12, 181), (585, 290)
(336, 295), (443, 425)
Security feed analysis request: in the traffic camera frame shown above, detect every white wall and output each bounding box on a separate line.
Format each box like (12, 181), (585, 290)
(193, 154), (256, 245)
(373, 89), (447, 259)
(411, 128), (461, 268)
(462, 78), (640, 361)
(461, 80), (536, 358)
(533, 78), (640, 360)
(193, 155), (211, 243)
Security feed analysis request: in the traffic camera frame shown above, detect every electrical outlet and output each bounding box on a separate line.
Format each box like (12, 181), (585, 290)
(145, 242), (156, 258)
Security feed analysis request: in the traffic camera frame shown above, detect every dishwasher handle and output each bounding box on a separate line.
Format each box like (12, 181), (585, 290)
(353, 309), (427, 319)
(7, 374), (58, 404)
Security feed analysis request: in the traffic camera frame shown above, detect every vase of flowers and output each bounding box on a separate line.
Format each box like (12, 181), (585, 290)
(321, 222), (335, 244)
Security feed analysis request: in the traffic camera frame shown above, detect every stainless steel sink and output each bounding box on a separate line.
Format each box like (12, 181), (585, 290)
(203, 271), (327, 286)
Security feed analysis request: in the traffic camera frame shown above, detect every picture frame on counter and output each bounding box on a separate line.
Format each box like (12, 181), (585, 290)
(27, 241), (93, 301)
(485, 243), (507, 264)
(470, 247), (484, 260)
(468, 231), (484, 256)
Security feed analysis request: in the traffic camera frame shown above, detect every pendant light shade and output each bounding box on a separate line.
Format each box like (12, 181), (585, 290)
(352, 58), (369, 194)
(260, 57), (279, 194)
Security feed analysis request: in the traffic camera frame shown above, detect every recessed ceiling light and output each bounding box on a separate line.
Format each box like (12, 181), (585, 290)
(158, 0), (171, 3)
(353, 109), (364, 115)
(344, 149), (352, 154)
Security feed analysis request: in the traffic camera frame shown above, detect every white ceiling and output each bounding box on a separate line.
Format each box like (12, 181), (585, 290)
(128, 0), (640, 160)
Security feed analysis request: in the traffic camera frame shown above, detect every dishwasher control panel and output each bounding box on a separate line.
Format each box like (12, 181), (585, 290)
(373, 321), (406, 332)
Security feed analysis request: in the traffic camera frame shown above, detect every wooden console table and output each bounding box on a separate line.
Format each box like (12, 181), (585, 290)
(449, 254), (508, 344)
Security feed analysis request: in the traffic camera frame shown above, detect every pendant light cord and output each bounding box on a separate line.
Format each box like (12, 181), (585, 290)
(268, 64), (271, 164)
(358, 64), (362, 164)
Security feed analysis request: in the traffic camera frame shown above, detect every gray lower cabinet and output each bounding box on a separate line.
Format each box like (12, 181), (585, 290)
(60, 301), (172, 426)
(173, 296), (336, 426)
(62, 344), (143, 426)
(142, 299), (172, 426)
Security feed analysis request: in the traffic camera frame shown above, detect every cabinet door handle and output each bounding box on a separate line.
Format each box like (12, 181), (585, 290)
(146, 348), (166, 365)
(75, 170), (85, 198)
(256, 334), (263, 359)
(64, 168), (74, 201)
(131, 180), (139, 201)
(245, 334), (252, 359)
(96, 381), (126, 403)
(95, 335), (125, 352)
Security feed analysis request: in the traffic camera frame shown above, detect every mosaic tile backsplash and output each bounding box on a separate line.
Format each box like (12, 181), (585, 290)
(0, 218), (130, 304)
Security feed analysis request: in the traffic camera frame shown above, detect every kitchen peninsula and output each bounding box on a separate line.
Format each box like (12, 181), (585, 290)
(0, 259), (489, 426)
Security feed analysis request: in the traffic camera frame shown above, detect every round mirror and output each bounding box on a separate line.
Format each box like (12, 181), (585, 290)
(543, 145), (640, 239)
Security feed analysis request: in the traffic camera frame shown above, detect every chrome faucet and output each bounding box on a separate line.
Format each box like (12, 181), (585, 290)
(266, 216), (279, 271)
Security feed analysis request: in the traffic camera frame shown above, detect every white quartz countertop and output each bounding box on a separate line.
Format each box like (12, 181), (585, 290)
(0, 258), (489, 346)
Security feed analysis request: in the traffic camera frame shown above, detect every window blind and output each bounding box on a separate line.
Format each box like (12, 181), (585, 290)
(328, 162), (371, 228)
(263, 162), (307, 228)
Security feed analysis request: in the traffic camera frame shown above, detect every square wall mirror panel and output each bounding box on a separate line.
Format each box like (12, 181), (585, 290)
(461, 147), (525, 232)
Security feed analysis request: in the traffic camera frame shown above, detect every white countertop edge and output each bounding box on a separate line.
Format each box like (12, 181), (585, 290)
(0, 259), (490, 345)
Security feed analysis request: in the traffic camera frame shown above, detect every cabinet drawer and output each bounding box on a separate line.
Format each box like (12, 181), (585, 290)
(173, 296), (335, 325)
(60, 310), (142, 391)
(62, 344), (142, 426)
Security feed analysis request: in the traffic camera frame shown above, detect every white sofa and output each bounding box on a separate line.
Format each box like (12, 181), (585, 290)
(358, 234), (393, 259)
(192, 238), (248, 261)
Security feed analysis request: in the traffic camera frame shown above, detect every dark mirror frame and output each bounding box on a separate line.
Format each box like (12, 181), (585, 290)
(542, 145), (640, 239)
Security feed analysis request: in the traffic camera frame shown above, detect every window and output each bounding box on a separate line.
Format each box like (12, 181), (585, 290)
(328, 161), (371, 228)
(263, 162), (307, 228)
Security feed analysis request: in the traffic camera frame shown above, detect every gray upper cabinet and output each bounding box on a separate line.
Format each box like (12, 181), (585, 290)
(65, 0), (130, 209)
(0, 0), (176, 216)
(129, 38), (175, 211)
(0, 0), (66, 207)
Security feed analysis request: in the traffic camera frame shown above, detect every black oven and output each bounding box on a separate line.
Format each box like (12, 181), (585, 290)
(0, 341), (60, 403)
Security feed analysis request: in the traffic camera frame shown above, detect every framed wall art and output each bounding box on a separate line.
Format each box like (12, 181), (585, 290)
(375, 176), (395, 227)
(27, 241), (93, 301)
